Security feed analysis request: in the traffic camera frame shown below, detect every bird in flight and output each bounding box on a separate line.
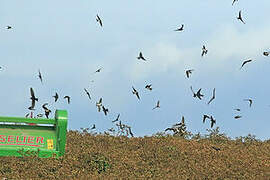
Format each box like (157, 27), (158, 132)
(145, 84), (152, 91)
(210, 116), (216, 128)
(64, 96), (70, 104)
(196, 88), (204, 100)
(237, 11), (245, 24)
(96, 14), (103, 27)
(84, 88), (91, 100)
(203, 114), (210, 123)
(232, 0), (238, 6)
(38, 69), (43, 84)
(240, 59), (252, 69)
(152, 100), (160, 110)
(53, 92), (59, 102)
(190, 86), (197, 98)
(102, 106), (109, 116)
(112, 114), (120, 123)
(28, 87), (38, 110)
(96, 98), (102, 112)
(201, 45), (208, 57)
(263, 52), (269, 56)
(6, 26), (12, 29)
(234, 115), (242, 119)
(234, 108), (241, 111)
(132, 86), (140, 100)
(94, 68), (102, 73)
(186, 69), (194, 78)
(174, 24), (184, 31)
(42, 103), (51, 119)
(207, 88), (216, 105)
(244, 98), (252, 107)
(137, 52), (146, 61)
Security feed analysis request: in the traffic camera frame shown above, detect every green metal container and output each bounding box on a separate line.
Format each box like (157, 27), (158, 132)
(0, 110), (68, 158)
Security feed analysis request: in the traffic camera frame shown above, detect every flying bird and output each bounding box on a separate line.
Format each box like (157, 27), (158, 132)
(132, 86), (140, 100)
(263, 52), (269, 56)
(102, 106), (109, 116)
(203, 114), (210, 123)
(232, 0), (238, 6)
(207, 88), (216, 105)
(244, 98), (252, 107)
(190, 86), (197, 98)
(237, 11), (245, 24)
(186, 69), (194, 78)
(128, 127), (134, 137)
(234, 115), (242, 119)
(53, 92), (59, 102)
(38, 69), (43, 84)
(96, 98), (102, 112)
(240, 59), (252, 69)
(91, 124), (96, 130)
(137, 52), (146, 61)
(28, 87), (38, 110)
(6, 26), (12, 29)
(94, 68), (102, 73)
(145, 84), (152, 91)
(84, 88), (91, 100)
(234, 108), (241, 111)
(196, 88), (204, 100)
(174, 24), (184, 31)
(96, 14), (103, 27)
(201, 45), (208, 57)
(42, 103), (51, 118)
(64, 96), (70, 104)
(210, 116), (216, 128)
(112, 114), (120, 123)
(152, 100), (160, 110)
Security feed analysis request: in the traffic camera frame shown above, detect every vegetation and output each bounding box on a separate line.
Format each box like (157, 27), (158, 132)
(0, 127), (269, 179)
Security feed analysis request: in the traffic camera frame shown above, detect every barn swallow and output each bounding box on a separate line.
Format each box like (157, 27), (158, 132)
(240, 59), (252, 69)
(28, 87), (38, 110)
(174, 24), (184, 31)
(196, 88), (204, 100)
(38, 69), (43, 84)
(207, 88), (216, 105)
(6, 26), (12, 29)
(234, 108), (241, 111)
(42, 103), (51, 118)
(190, 86), (197, 98)
(96, 14), (103, 27)
(137, 52), (146, 61)
(112, 113), (120, 123)
(145, 84), (152, 91)
(232, 0), (238, 6)
(91, 124), (96, 130)
(234, 115), (242, 119)
(186, 69), (194, 78)
(263, 52), (269, 56)
(237, 11), (245, 24)
(64, 96), (70, 104)
(53, 92), (59, 102)
(128, 127), (134, 137)
(84, 88), (91, 100)
(95, 68), (102, 73)
(102, 106), (109, 116)
(181, 116), (185, 124)
(203, 114), (210, 123)
(201, 45), (208, 57)
(210, 116), (216, 128)
(132, 86), (140, 100)
(244, 98), (252, 107)
(96, 98), (102, 112)
(152, 100), (160, 110)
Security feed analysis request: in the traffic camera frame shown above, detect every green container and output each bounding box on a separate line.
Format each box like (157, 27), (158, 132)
(0, 110), (68, 158)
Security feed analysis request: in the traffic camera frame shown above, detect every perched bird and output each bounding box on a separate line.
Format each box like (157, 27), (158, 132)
(102, 106), (109, 116)
(196, 88), (204, 100)
(112, 114), (120, 123)
(201, 45), (208, 57)
(145, 84), (153, 91)
(64, 96), (70, 104)
(203, 114), (210, 123)
(263, 52), (269, 56)
(6, 26), (12, 29)
(53, 92), (59, 102)
(38, 69), (43, 84)
(210, 116), (216, 128)
(174, 24), (184, 31)
(234, 115), (242, 119)
(212, 146), (221, 151)
(96, 98), (102, 112)
(207, 88), (216, 105)
(240, 59), (252, 69)
(232, 0), (238, 6)
(28, 87), (38, 110)
(132, 86), (140, 100)
(96, 14), (103, 27)
(186, 69), (194, 78)
(244, 98), (252, 107)
(234, 108), (241, 111)
(137, 52), (146, 61)
(84, 88), (91, 100)
(152, 100), (160, 110)
(237, 11), (245, 24)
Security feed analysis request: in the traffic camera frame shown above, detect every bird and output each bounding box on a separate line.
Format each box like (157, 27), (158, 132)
(145, 84), (152, 91)
(237, 11), (245, 24)
(84, 88), (91, 100)
(28, 87), (38, 110)
(244, 98), (252, 107)
(234, 108), (241, 111)
(174, 24), (184, 31)
(94, 68), (102, 73)
(212, 146), (221, 151)
(38, 69), (43, 84)
(132, 86), (140, 100)
(152, 100), (160, 110)
(203, 114), (210, 123)
(190, 86), (197, 98)
(196, 88), (204, 100)
(234, 115), (242, 119)
(232, 0), (238, 6)
(181, 116), (185, 124)
(42, 103), (51, 119)
(186, 69), (194, 78)
(240, 59), (252, 69)
(102, 106), (109, 116)
(6, 26), (12, 29)
(201, 45), (208, 57)
(112, 114), (120, 123)
(90, 124), (96, 130)
(263, 52), (269, 56)
(207, 88), (216, 105)
(210, 116), (216, 128)
(37, 114), (43, 118)
(64, 96), (70, 104)
(128, 126), (134, 137)
(96, 14), (103, 27)
(96, 98), (102, 112)
(137, 52), (146, 61)
(53, 92), (59, 102)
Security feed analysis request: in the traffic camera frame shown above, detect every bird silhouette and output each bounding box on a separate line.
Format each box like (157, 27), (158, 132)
(240, 59), (252, 69)
(53, 92), (59, 102)
(42, 103), (51, 118)
(152, 100), (160, 110)
(91, 124), (96, 130)
(102, 106), (109, 116)
(234, 115), (242, 119)
(201, 45), (208, 57)
(207, 88), (216, 105)
(234, 108), (241, 111)
(6, 26), (12, 29)
(137, 52), (146, 61)
(38, 69), (43, 84)
(96, 14), (103, 27)
(132, 86), (140, 100)
(190, 86), (197, 98)
(174, 24), (184, 31)
(112, 114), (120, 123)
(196, 88), (204, 100)
(186, 69), (194, 78)
(145, 84), (152, 91)
(232, 0), (238, 6)
(28, 87), (38, 110)
(96, 98), (102, 112)
(84, 88), (91, 100)
(244, 99), (252, 107)
(237, 11), (245, 24)
(210, 116), (216, 128)
(263, 52), (269, 56)
(203, 114), (210, 123)
(64, 96), (70, 104)
(94, 68), (102, 73)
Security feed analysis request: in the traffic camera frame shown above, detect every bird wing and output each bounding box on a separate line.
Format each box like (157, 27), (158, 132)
(207, 88), (215, 105)
(30, 87), (35, 97)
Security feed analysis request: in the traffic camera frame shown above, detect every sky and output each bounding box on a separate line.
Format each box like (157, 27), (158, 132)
(0, 0), (270, 140)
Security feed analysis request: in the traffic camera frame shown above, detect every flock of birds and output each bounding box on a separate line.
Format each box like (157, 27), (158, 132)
(3, 0), (270, 137)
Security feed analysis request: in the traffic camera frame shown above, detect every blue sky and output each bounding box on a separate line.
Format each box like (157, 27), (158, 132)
(1, 0), (270, 140)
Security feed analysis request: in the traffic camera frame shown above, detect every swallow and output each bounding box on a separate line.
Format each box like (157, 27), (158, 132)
(96, 14), (103, 27)
(42, 103), (49, 110)
(38, 69), (43, 84)
(263, 52), (269, 56)
(234, 115), (242, 119)
(84, 88), (91, 100)
(207, 88), (216, 105)
(190, 86), (197, 98)
(28, 87), (38, 110)
(64, 96), (70, 104)
(212, 146), (221, 151)
(102, 106), (109, 116)
(174, 24), (184, 31)
(128, 127), (134, 137)
(94, 68), (102, 73)
(37, 114), (43, 118)
(132, 86), (140, 100)
(203, 114), (210, 123)
(137, 52), (146, 61)
(201, 45), (208, 57)
(237, 11), (245, 24)
(6, 26), (12, 29)
(112, 114), (120, 123)
(42, 103), (51, 118)
(25, 113), (30, 118)
(181, 116), (185, 124)
(53, 92), (59, 102)
(91, 124), (96, 130)
(96, 98), (102, 112)
(152, 100), (160, 110)
(145, 84), (152, 91)
(196, 88), (204, 100)
(232, 0), (238, 6)
(240, 59), (252, 69)
(244, 98), (252, 107)
(234, 108), (241, 111)
(210, 116), (216, 128)
(186, 69), (194, 78)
